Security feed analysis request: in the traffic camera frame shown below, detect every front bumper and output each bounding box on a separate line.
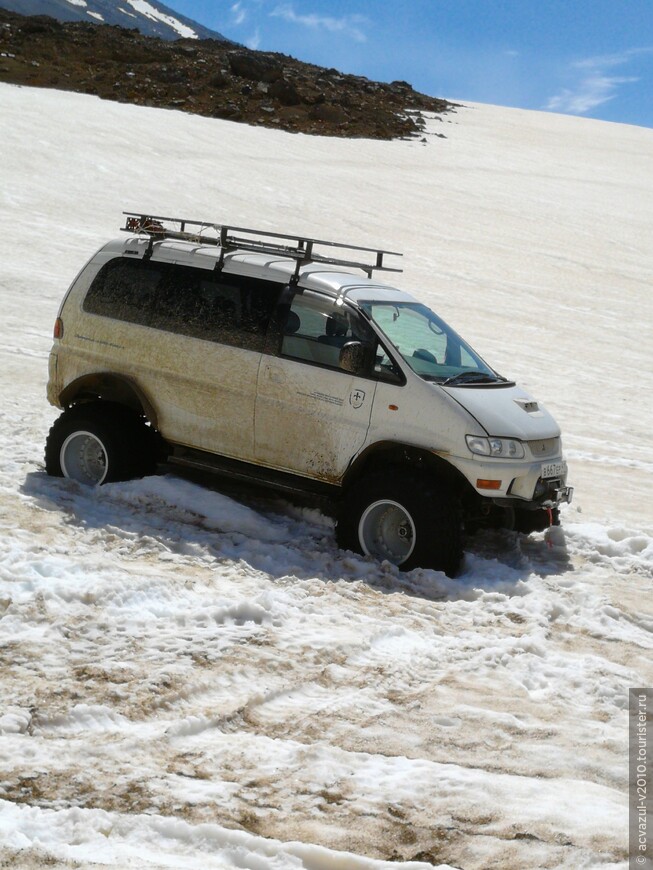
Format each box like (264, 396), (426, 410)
(499, 478), (574, 512)
(452, 453), (572, 508)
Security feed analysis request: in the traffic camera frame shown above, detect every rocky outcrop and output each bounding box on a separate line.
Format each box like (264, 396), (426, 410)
(0, 8), (454, 139)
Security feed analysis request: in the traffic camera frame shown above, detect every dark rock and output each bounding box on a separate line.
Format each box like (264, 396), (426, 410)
(17, 16), (55, 35)
(228, 51), (281, 82)
(268, 77), (301, 106)
(213, 105), (242, 120)
(209, 71), (229, 88)
(153, 66), (185, 84)
(309, 103), (348, 124)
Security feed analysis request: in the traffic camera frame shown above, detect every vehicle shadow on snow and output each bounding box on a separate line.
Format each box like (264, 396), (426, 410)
(21, 468), (573, 603)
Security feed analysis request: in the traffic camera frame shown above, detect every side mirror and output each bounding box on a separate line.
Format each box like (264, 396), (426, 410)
(339, 341), (367, 374)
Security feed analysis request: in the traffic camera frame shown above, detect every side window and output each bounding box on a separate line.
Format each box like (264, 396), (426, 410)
(83, 257), (162, 326)
(281, 293), (402, 382)
(83, 257), (280, 351)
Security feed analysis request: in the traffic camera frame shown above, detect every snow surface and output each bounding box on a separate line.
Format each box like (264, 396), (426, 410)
(125, 0), (198, 39)
(0, 82), (652, 869)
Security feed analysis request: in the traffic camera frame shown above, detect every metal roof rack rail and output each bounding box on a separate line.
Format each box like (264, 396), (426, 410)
(122, 212), (403, 280)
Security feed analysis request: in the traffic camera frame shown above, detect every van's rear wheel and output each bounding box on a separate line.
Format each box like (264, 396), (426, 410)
(336, 469), (463, 577)
(45, 402), (156, 485)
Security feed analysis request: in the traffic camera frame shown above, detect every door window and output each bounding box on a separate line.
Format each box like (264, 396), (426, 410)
(281, 293), (401, 381)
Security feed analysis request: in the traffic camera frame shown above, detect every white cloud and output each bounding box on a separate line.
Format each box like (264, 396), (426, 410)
(271, 3), (367, 43)
(574, 47), (652, 71)
(226, 1), (260, 45)
(546, 48), (652, 114)
(231, 2), (247, 26)
(546, 74), (638, 114)
(246, 28), (261, 50)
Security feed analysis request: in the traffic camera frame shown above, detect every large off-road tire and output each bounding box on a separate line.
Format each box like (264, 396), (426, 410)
(45, 402), (157, 486)
(336, 469), (463, 577)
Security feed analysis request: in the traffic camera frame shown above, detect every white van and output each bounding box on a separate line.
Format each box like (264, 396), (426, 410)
(45, 213), (572, 576)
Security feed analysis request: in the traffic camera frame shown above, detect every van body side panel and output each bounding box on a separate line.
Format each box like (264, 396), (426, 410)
(255, 358), (376, 482)
(62, 312), (260, 459)
(367, 376), (480, 457)
(139, 335), (260, 459)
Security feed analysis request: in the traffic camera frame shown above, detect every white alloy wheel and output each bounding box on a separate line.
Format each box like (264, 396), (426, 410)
(60, 430), (109, 485)
(358, 498), (417, 565)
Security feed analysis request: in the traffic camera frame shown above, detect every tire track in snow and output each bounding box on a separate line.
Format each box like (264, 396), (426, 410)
(3, 467), (650, 867)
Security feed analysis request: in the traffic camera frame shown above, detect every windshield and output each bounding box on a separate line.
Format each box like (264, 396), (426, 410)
(361, 301), (508, 385)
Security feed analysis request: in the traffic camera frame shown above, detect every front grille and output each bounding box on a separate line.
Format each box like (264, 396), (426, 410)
(527, 437), (560, 458)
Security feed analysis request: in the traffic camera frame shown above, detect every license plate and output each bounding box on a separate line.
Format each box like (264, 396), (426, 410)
(541, 461), (566, 480)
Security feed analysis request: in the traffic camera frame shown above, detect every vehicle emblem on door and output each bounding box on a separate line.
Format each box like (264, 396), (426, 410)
(349, 389), (366, 409)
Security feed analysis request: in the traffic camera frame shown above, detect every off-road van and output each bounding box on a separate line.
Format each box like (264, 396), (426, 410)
(45, 213), (573, 576)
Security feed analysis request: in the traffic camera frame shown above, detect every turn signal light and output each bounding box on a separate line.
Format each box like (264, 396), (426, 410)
(477, 479), (502, 490)
(53, 317), (63, 339)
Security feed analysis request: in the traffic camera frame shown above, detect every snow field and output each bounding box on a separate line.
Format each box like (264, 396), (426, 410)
(0, 83), (652, 868)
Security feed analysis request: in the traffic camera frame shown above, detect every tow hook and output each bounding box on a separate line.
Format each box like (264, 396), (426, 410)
(541, 484), (574, 509)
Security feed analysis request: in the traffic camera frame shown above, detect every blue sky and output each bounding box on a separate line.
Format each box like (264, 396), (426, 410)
(167, 1), (653, 128)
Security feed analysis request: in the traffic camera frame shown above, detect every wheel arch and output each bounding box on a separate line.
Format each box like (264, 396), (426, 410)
(58, 373), (158, 428)
(343, 440), (471, 496)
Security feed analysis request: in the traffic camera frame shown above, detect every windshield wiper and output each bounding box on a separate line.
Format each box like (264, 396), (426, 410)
(441, 371), (506, 386)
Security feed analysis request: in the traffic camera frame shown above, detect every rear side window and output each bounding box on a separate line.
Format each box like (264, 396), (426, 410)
(83, 257), (281, 351)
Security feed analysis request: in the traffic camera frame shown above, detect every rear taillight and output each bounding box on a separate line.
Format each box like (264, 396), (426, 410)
(53, 317), (63, 339)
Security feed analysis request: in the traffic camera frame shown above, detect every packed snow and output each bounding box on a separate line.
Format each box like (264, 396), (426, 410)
(124, 0), (198, 39)
(0, 82), (652, 869)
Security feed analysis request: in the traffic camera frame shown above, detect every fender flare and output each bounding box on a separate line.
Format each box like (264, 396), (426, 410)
(342, 440), (469, 494)
(58, 373), (159, 429)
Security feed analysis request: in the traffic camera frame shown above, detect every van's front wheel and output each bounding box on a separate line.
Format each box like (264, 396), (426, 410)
(336, 469), (463, 577)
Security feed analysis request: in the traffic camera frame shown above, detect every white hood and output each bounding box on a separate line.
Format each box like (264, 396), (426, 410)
(442, 383), (561, 440)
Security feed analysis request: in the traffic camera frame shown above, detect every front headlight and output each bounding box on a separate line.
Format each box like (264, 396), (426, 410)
(466, 435), (525, 459)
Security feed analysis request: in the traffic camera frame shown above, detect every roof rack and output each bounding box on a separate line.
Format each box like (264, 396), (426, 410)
(122, 212), (402, 280)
